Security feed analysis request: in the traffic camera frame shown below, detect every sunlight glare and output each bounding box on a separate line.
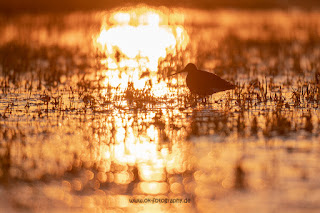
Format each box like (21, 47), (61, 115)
(95, 7), (189, 98)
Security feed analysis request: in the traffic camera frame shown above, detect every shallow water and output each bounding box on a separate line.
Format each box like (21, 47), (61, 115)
(0, 6), (320, 212)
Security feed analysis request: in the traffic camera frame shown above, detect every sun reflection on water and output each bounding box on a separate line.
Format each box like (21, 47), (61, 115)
(95, 7), (189, 97)
(3, 6), (320, 213)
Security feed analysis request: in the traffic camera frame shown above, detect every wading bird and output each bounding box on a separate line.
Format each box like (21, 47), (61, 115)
(169, 63), (235, 98)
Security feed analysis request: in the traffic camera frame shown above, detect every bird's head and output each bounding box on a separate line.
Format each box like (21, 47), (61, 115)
(168, 63), (197, 76)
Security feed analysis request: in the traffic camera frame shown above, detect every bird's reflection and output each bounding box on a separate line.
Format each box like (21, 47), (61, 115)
(187, 108), (232, 137)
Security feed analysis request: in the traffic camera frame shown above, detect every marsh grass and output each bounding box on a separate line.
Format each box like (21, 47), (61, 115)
(0, 8), (320, 212)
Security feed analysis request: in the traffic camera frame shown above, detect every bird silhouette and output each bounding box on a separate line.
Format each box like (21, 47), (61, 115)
(169, 63), (235, 96)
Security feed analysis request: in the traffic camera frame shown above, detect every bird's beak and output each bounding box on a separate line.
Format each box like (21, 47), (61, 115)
(168, 69), (187, 77)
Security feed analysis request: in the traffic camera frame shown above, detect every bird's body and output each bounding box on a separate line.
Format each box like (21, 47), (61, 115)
(170, 63), (235, 96)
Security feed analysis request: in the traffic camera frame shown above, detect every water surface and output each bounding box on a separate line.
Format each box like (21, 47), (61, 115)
(1, 6), (320, 212)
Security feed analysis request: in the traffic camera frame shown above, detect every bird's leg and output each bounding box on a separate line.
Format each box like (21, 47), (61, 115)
(186, 94), (197, 108)
(200, 96), (207, 105)
(190, 95), (197, 108)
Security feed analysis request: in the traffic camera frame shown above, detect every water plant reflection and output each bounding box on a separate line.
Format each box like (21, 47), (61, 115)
(1, 7), (320, 213)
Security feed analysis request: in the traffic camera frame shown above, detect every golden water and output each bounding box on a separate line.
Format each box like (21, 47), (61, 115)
(0, 6), (320, 212)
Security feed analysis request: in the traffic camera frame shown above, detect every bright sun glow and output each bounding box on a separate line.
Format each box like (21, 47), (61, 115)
(95, 7), (189, 97)
(95, 9), (190, 185)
